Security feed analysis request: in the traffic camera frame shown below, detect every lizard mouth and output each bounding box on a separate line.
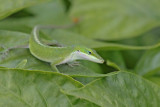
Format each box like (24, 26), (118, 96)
(72, 51), (104, 64)
(82, 54), (104, 64)
(92, 58), (104, 64)
(99, 59), (104, 63)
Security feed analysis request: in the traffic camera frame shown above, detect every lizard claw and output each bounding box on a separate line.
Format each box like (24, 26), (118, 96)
(67, 61), (80, 67)
(0, 46), (9, 61)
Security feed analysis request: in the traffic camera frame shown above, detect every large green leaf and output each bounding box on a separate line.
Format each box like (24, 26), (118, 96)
(0, 0), (50, 20)
(64, 71), (160, 107)
(0, 68), (91, 107)
(70, 0), (160, 40)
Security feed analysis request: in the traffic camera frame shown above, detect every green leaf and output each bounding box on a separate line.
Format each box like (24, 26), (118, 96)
(135, 47), (160, 76)
(0, 68), (85, 107)
(0, 0), (71, 33)
(45, 29), (160, 51)
(64, 71), (160, 107)
(70, 0), (160, 40)
(0, 0), (50, 20)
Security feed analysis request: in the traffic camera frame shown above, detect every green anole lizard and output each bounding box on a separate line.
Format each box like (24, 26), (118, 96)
(29, 25), (104, 72)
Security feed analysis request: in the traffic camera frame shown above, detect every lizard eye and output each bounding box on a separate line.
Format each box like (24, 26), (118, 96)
(88, 51), (92, 54)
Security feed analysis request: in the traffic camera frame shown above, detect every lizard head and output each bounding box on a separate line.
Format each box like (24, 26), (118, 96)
(74, 46), (104, 63)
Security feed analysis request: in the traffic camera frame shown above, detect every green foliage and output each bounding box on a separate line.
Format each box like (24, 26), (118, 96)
(0, 0), (51, 20)
(64, 72), (160, 107)
(0, 0), (160, 106)
(70, 0), (160, 40)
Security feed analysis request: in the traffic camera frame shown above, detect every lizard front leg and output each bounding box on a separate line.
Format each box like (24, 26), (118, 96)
(67, 61), (80, 67)
(50, 58), (64, 72)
